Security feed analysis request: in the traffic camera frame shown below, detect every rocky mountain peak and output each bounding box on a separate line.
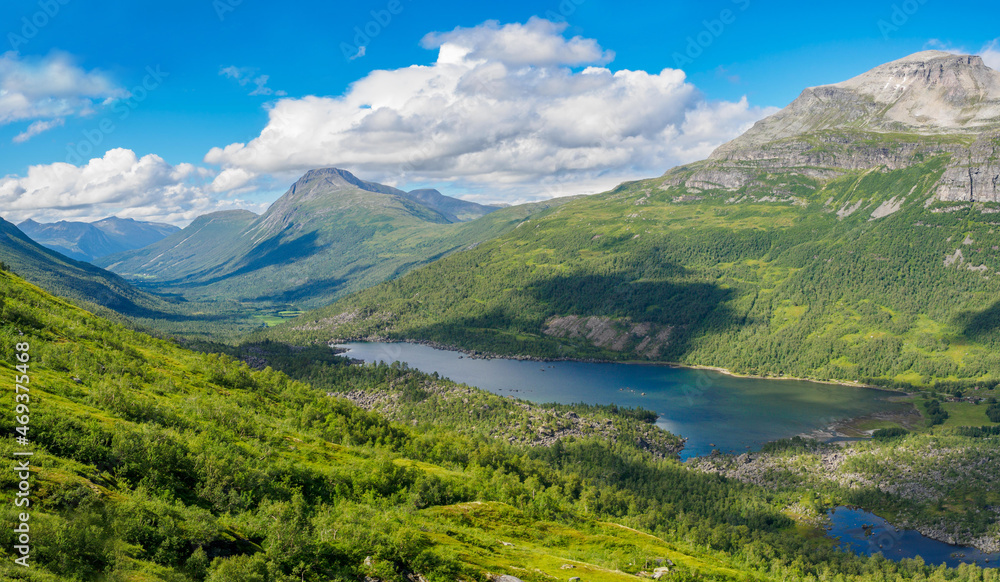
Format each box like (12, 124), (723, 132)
(712, 51), (1000, 158)
(831, 51), (1000, 129)
(287, 167), (404, 200)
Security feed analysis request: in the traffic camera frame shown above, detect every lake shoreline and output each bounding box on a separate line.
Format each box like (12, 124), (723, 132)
(329, 336), (910, 395)
(333, 337), (919, 456)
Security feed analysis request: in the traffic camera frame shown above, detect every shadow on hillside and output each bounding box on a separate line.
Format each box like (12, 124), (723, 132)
(253, 275), (350, 304)
(230, 229), (325, 275)
(955, 300), (1000, 343)
(190, 229), (327, 286)
(398, 271), (743, 360)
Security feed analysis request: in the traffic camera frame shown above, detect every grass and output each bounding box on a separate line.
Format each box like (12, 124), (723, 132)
(418, 502), (760, 581)
(938, 402), (1000, 429)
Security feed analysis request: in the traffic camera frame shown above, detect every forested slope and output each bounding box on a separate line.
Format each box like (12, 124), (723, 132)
(267, 153), (1000, 386)
(5, 238), (1000, 580)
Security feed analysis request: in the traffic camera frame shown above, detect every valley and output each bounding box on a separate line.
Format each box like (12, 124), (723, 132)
(4, 47), (1000, 582)
(96, 168), (566, 312)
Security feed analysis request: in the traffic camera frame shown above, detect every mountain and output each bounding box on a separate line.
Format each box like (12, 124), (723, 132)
(98, 209), (261, 283)
(17, 216), (180, 262)
(0, 216), (174, 317)
(266, 52), (1000, 388)
(403, 188), (501, 222)
(706, 51), (1000, 202)
(92, 215), (180, 248)
(716, 51), (1000, 154)
(97, 168), (567, 310)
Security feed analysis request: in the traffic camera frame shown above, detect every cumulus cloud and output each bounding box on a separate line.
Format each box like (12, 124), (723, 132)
(206, 19), (775, 200)
(210, 167), (257, 193)
(421, 18), (614, 67)
(0, 148), (267, 224)
(220, 66), (287, 96)
(0, 51), (125, 140)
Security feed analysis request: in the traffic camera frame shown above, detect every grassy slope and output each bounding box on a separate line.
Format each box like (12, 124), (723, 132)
(4, 251), (1000, 580)
(0, 267), (780, 581)
(267, 154), (1000, 386)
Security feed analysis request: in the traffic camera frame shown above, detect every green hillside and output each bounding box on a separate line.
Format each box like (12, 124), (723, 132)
(6, 255), (1000, 581)
(1, 216), (281, 341)
(98, 169), (566, 312)
(0, 217), (175, 319)
(265, 149), (1000, 387)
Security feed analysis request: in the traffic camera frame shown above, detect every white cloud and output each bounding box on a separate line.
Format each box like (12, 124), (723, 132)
(210, 167), (256, 193)
(981, 39), (1000, 71)
(0, 148), (266, 225)
(924, 39), (962, 53)
(421, 18), (614, 67)
(0, 51), (125, 131)
(12, 117), (64, 143)
(206, 19), (775, 201)
(220, 66), (287, 97)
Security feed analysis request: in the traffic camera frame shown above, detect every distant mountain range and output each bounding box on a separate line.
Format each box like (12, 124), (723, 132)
(18, 216), (180, 262)
(0, 217), (173, 317)
(266, 51), (1000, 387)
(97, 168), (561, 310)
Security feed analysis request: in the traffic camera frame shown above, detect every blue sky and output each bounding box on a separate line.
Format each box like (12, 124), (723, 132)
(1, 0), (998, 224)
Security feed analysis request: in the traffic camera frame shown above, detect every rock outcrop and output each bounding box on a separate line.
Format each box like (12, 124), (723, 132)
(665, 51), (1000, 204)
(543, 315), (675, 358)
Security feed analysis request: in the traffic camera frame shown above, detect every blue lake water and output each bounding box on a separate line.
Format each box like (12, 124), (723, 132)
(335, 342), (911, 459)
(828, 507), (999, 567)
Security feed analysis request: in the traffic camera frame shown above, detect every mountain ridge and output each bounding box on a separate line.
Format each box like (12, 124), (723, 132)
(714, 50), (1000, 159)
(0, 216), (175, 317)
(17, 215), (181, 262)
(98, 168), (565, 310)
(688, 51), (1000, 204)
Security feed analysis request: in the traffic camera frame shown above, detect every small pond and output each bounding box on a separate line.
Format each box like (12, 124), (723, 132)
(827, 507), (999, 567)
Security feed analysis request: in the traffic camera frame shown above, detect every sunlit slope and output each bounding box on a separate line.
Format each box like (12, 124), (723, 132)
(0, 266), (754, 581)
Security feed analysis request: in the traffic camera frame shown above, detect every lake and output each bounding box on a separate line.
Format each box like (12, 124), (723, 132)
(335, 342), (912, 459)
(828, 507), (999, 567)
